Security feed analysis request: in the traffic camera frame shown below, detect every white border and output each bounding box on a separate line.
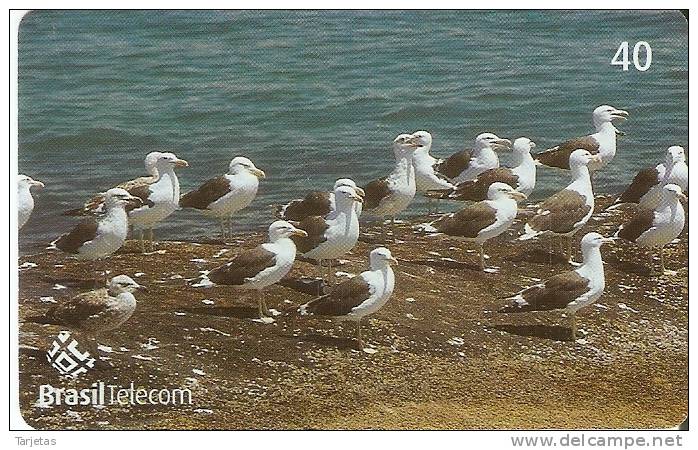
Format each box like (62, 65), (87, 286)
(4, 4), (694, 448)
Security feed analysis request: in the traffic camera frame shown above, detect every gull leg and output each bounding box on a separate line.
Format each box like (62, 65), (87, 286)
(567, 237), (573, 264)
(479, 243), (485, 271)
(356, 320), (364, 350)
(257, 290), (269, 318)
(261, 296), (270, 317)
(316, 259), (323, 296)
(138, 229), (145, 253)
(147, 228), (155, 253)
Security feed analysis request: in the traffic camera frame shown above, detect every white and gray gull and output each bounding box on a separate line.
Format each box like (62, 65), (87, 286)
(499, 232), (613, 340)
(299, 247), (397, 350)
(614, 145), (688, 209)
(180, 156), (265, 240)
(291, 185), (363, 289)
(50, 188), (142, 283)
(519, 149), (600, 263)
(275, 178), (365, 221)
(419, 183), (526, 271)
(51, 188), (142, 260)
(614, 183), (686, 276)
(126, 152), (189, 252)
(535, 105), (629, 171)
(426, 137), (537, 202)
(18, 174), (44, 230)
(63, 151), (162, 216)
(362, 133), (419, 240)
(410, 130), (454, 214)
(433, 132), (512, 184)
(195, 220), (307, 321)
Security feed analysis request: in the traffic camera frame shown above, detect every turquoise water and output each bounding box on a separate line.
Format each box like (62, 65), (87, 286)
(18, 10), (688, 250)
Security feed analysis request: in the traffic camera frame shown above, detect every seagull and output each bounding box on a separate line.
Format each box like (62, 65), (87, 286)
(18, 174), (44, 230)
(362, 134), (419, 240)
(434, 133), (512, 184)
(614, 145), (688, 209)
(299, 247), (397, 350)
(614, 184), (686, 275)
(196, 221), (308, 321)
(35, 275), (144, 334)
(535, 105), (629, 171)
(63, 151), (162, 216)
(127, 152), (189, 252)
(418, 183), (526, 271)
(426, 137), (537, 202)
(275, 178), (365, 221)
(519, 149), (600, 263)
(180, 156), (265, 240)
(410, 130), (455, 214)
(499, 232), (613, 340)
(50, 189), (143, 282)
(291, 185), (363, 289)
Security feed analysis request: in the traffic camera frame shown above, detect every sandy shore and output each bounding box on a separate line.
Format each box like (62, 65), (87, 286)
(18, 195), (688, 429)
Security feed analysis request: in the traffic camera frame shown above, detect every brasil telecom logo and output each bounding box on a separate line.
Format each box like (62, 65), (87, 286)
(40, 331), (193, 407)
(46, 331), (95, 377)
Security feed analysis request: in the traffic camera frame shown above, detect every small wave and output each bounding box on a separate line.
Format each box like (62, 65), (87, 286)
(20, 127), (160, 152)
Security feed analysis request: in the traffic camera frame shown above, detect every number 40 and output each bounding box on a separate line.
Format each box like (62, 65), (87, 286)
(611, 41), (652, 71)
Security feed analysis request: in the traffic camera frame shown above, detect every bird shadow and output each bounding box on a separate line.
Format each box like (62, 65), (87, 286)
(491, 324), (574, 342)
(509, 248), (569, 265)
(604, 254), (653, 276)
(400, 258), (481, 271)
(41, 276), (101, 289)
(185, 306), (259, 320)
(295, 332), (359, 350)
(279, 277), (326, 296)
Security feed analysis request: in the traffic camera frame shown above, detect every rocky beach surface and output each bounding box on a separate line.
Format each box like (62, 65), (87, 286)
(18, 196), (688, 430)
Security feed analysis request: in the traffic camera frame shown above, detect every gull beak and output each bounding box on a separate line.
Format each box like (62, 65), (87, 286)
(611, 109), (629, 120)
(351, 193), (364, 203)
(601, 237), (616, 244)
(590, 154), (603, 163)
(354, 186), (366, 197)
(402, 135), (419, 148)
(291, 229), (308, 238)
(389, 256), (399, 265)
(250, 168), (266, 179)
(174, 158), (189, 168)
(30, 180), (45, 189)
(136, 283), (148, 292)
(509, 191), (527, 202)
(492, 138), (512, 150)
